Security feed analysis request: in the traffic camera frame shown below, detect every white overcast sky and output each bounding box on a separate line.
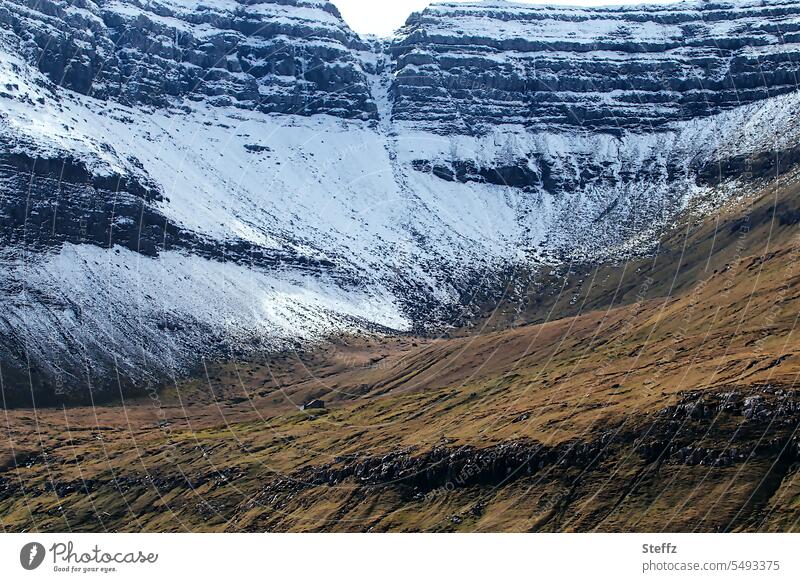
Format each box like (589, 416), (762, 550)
(333, 0), (682, 37)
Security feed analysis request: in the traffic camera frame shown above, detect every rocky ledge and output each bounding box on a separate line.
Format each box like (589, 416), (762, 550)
(391, 0), (800, 133)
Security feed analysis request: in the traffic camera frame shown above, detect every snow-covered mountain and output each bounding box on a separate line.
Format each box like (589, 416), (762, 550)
(1, 0), (800, 404)
(393, 0), (800, 132)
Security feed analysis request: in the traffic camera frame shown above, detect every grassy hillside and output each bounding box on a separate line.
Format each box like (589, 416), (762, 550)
(2, 171), (800, 532)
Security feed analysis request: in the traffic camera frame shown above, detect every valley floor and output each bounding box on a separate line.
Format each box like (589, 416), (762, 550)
(3, 174), (800, 532)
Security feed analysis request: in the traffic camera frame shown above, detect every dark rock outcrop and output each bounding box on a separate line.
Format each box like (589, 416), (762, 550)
(0, 0), (377, 119)
(391, 0), (800, 133)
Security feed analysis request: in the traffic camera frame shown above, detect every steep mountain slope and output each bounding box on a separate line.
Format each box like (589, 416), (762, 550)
(2, 0), (376, 117)
(392, 0), (800, 132)
(3, 166), (800, 531)
(1, 0), (800, 404)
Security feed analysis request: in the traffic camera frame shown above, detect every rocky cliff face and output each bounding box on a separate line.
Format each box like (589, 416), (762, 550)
(1, 0), (800, 404)
(391, 0), (800, 133)
(1, 0), (376, 118)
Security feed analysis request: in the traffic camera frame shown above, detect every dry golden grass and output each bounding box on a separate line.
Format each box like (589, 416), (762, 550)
(2, 173), (800, 532)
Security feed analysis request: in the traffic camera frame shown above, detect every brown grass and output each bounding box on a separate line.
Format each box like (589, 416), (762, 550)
(2, 172), (800, 532)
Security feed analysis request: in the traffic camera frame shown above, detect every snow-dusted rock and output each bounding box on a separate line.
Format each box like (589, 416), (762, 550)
(1, 0), (376, 118)
(1, 0), (799, 403)
(391, 0), (800, 133)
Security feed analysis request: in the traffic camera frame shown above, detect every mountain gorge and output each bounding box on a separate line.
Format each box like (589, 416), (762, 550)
(1, 0), (800, 406)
